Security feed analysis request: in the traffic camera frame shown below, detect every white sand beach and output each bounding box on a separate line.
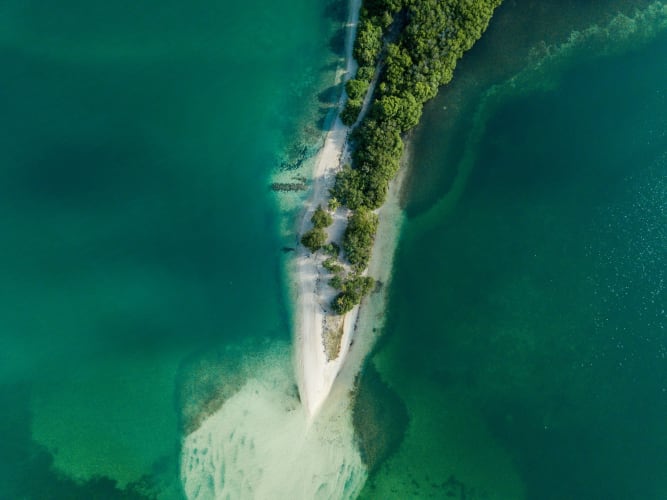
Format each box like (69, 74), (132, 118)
(292, 0), (362, 417)
(180, 1), (409, 493)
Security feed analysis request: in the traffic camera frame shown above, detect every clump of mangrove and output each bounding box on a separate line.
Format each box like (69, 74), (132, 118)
(336, 0), (502, 210)
(300, 205), (334, 252)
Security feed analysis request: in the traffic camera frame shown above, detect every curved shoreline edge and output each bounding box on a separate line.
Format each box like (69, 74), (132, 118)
(293, 0), (363, 417)
(417, 0), (667, 232)
(294, 0), (504, 418)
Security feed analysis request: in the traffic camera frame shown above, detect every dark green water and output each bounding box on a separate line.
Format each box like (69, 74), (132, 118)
(364, 17), (667, 500)
(0, 0), (339, 497)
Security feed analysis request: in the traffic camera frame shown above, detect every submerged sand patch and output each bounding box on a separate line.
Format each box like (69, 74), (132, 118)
(180, 342), (367, 500)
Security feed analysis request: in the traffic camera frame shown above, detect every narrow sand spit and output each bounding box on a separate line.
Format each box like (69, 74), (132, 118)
(293, 0), (363, 417)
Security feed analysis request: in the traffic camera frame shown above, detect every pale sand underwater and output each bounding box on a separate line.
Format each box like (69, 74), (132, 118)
(180, 342), (366, 499)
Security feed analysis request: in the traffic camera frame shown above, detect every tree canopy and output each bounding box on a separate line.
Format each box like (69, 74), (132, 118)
(343, 207), (379, 271)
(301, 228), (327, 252)
(335, 0), (502, 210)
(311, 205), (333, 229)
(326, 0), (502, 312)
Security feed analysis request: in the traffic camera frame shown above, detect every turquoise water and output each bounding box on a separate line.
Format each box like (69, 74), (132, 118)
(0, 0), (339, 497)
(3, 0), (666, 498)
(364, 13), (667, 500)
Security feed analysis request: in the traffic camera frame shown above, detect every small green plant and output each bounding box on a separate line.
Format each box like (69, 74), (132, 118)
(323, 242), (340, 257)
(329, 275), (344, 290)
(332, 292), (357, 314)
(330, 274), (376, 313)
(342, 207), (379, 271)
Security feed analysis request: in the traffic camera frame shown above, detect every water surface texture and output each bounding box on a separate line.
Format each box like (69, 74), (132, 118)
(0, 0), (338, 497)
(2, 0), (666, 498)
(364, 14), (667, 500)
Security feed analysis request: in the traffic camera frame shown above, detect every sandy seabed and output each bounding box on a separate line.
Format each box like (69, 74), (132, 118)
(180, 342), (366, 500)
(179, 0), (412, 495)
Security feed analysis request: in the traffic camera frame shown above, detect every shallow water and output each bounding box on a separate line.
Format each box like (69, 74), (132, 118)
(180, 341), (366, 500)
(364, 6), (667, 499)
(0, 0), (339, 496)
(3, 0), (666, 498)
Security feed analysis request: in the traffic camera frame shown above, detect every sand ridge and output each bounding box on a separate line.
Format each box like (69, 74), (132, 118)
(293, 0), (363, 417)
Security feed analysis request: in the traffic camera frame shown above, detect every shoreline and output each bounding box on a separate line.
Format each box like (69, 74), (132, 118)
(332, 142), (410, 400)
(294, 119), (411, 419)
(293, 0), (362, 417)
(294, 0), (506, 417)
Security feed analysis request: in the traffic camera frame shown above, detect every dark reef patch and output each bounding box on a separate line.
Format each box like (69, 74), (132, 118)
(352, 361), (409, 474)
(0, 383), (160, 499)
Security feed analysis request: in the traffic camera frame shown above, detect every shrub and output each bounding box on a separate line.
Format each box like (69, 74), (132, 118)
(323, 257), (343, 274)
(331, 275), (376, 313)
(346, 78), (370, 101)
(311, 205), (333, 229)
(323, 242), (340, 257)
(328, 197), (340, 212)
(346, 275), (376, 296)
(341, 99), (363, 126)
(343, 207), (378, 270)
(300, 228), (327, 252)
(330, 275), (344, 290)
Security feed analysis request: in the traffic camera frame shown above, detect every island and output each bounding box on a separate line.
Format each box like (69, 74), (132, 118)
(295, 0), (502, 417)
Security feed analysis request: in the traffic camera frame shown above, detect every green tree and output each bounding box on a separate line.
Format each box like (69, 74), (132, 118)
(332, 292), (357, 314)
(376, 93), (422, 131)
(346, 78), (370, 101)
(323, 241), (340, 256)
(331, 165), (366, 209)
(323, 257), (343, 274)
(328, 197), (340, 212)
(300, 228), (327, 252)
(343, 207), (379, 270)
(330, 275), (344, 290)
(331, 275), (376, 313)
(341, 99), (363, 126)
(311, 205), (333, 229)
(334, 0), (501, 212)
(354, 20), (383, 67)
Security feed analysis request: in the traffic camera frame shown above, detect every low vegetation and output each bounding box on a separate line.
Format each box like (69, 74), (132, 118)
(311, 205), (333, 229)
(300, 205), (334, 252)
(342, 208), (379, 272)
(332, 275), (376, 314)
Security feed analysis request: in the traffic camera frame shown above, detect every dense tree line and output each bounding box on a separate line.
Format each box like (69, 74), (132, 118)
(332, 274), (376, 314)
(342, 207), (379, 271)
(335, 0), (502, 210)
(340, 0), (405, 126)
(303, 0), (501, 313)
(300, 205), (333, 252)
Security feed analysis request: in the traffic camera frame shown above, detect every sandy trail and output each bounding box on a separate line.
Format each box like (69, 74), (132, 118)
(293, 0), (363, 418)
